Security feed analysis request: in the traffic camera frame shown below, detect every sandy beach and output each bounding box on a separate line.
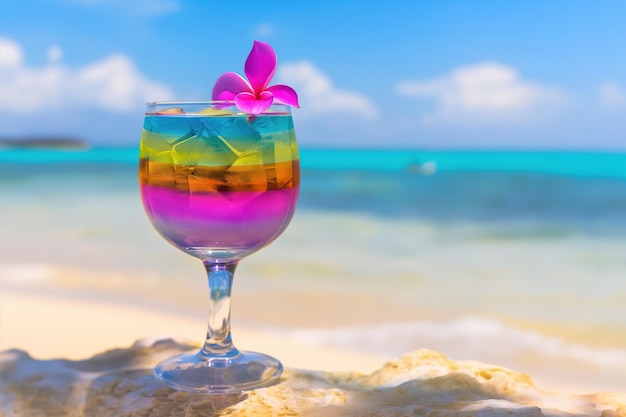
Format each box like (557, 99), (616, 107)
(2, 284), (626, 416)
(0, 285), (385, 373)
(2, 265), (626, 396)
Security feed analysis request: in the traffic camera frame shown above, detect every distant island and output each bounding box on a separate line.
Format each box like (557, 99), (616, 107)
(0, 137), (89, 150)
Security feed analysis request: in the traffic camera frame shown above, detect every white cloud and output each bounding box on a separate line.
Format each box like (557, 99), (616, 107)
(0, 38), (172, 113)
(253, 23), (274, 38)
(277, 60), (379, 120)
(599, 82), (626, 108)
(74, 54), (173, 111)
(47, 45), (63, 63)
(396, 62), (562, 125)
(0, 38), (23, 68)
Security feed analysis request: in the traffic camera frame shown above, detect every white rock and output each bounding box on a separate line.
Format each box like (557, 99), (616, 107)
(0, 339), (625, 417)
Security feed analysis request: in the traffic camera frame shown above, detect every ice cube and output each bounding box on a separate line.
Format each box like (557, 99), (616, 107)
(187, 171), (220, 193)
(214, 117), (262, 155)
(156, 107), (184, 115)
(142, 126), (195, 166)
(226, 152), (268, 192)
(171, 133), (238, 167)
(199, 107), (233, 116)
(144, 112), (196, 156)
(272, 141), (297, 188)
(140, 128), (173, 161)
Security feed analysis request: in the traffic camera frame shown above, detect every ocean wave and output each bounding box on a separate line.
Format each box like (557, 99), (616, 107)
(0, 264), (56, 284)
(280, 317), (626, 371)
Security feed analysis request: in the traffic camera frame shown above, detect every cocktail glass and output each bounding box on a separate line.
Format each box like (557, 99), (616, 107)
(139, 101), (299, 393)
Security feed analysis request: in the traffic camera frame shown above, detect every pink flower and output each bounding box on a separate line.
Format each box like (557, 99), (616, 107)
(212, 41), (300, 115)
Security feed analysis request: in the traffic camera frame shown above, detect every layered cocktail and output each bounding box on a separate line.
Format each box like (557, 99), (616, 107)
(140, 103), (300, 262)
(139, 101), (299, 393)
(140, 40), (301, 393)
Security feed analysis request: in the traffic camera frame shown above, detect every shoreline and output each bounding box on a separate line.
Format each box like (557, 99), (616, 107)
(3, 259), (626, 350)
(0, 286), (386, 373)
(0, 287), (388, 377)
(2, 281), (626, 395)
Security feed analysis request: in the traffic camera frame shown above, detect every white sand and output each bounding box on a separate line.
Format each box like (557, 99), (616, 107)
(0, 288), (384, 372)
(3, 287), (626, 416)
(3, 285), (626, 396)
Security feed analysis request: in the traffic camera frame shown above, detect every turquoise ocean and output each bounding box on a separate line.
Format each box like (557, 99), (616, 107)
(1, 147), (626, 391)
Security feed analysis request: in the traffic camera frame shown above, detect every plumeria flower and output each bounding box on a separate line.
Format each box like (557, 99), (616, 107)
(212, 40), (300, 115)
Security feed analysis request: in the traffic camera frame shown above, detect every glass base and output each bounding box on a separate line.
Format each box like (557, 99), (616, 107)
(153, 350), (283, 394)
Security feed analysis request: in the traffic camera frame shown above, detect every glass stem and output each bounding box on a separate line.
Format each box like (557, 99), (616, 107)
(200, 261), (239, 358)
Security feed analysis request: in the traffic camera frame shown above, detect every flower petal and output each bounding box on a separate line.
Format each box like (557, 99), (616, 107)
(234, 91), (274, 115)
(266, 84), (300, 108)
(244, 40), (277, 94)
(212, 72), (252, 100)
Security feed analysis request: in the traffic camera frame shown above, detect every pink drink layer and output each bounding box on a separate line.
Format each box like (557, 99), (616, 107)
(141, 184), (299, 257)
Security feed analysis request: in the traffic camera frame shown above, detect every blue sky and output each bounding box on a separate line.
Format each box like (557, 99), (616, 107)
(0, 0), (624, 149)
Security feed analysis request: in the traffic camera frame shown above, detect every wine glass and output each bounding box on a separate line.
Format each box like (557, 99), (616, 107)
(139, 100), (300, 393)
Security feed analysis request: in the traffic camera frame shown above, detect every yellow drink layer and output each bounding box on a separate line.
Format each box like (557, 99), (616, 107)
(139, 116), (298, 166)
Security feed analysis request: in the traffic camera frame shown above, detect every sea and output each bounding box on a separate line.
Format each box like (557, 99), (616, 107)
(1, 147), (626, 391)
